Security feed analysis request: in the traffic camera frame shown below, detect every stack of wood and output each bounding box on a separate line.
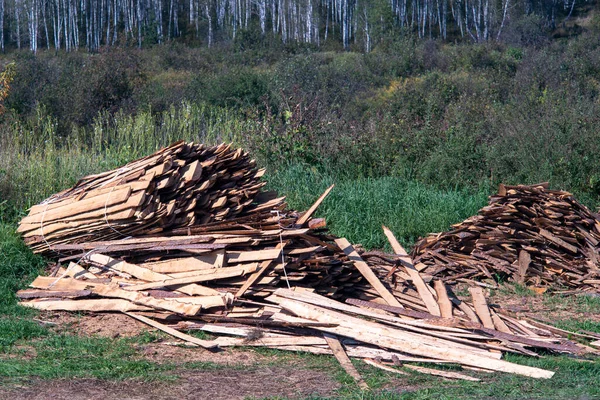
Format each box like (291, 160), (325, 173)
(17, 141), (283, 256)
(411, 183), (600, 292)
(17, 197), (599, 383)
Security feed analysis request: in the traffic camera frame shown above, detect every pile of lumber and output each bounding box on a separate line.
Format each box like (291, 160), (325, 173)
(18, 204), (599, 384)
(18, 141), (283, 256)
(15, 143), (600, 384)
(412, 183), (600, 293)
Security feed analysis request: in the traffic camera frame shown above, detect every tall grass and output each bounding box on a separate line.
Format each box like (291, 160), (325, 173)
(0, 102), (254, 218)
(266, 163), (490, 249)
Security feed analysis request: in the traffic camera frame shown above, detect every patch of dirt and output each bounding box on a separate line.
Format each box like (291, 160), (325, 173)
(40, 311), (150, 338)
(476, 286), (600, 325)
(0, 367), (340, 400)
(137, 343), (266, 366)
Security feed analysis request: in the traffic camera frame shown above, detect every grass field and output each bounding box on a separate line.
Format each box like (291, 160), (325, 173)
(1, 170), (599, 399)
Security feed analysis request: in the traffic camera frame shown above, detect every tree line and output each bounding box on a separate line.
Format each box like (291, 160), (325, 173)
(0, 0), (582, 53)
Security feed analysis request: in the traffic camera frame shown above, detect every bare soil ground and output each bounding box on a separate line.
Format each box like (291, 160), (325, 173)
(39, 311), (150, 338)
(0, 367), (340, 400)
(2, 311), (343, 399)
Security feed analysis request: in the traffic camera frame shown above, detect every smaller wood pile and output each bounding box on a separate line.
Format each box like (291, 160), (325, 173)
(412, 183), (600, 293)
(17, 192), (600, 384)
(17, 141), (283, 256)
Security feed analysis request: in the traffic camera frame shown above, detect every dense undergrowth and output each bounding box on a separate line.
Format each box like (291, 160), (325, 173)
(3, 26), (600, 218)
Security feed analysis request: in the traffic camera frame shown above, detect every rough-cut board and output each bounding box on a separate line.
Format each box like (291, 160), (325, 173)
(433, 280), (453, 319)
(383, 227), (440, 315)
(403, 364), (481, 381)
(124, 312), (218, 350)
(334, 238), (403, 308)
(296, 184), (335, 226)
(21, 299), (152, 312)
(123, 263), (260, 291)
(362, 358), (409, 375)
(323, 333), (369, 390)
(269, 289), (555, 378)
(469, 287), (495, 330)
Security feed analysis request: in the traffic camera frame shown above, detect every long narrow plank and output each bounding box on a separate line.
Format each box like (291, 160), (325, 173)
(362, 358), (409, 376)
(382, 227), (440, 315)
(87, 254), (219, 296)
(433, 280), (453, 318)
(26, 180), (152, 216)
(469, 287), (495, 329)
(490, 310), (513, 334)
(296, 184), (335, 226)
(66, 262), (98, 280)
(403, 364), (480, 382)
(19, 187), (133, 225)
(273, 291), (506, 356)
(124, 312), (218, 350)
(227, 249), (282, 263)
(323, 333), (369, 390)
(124, 263), (260, 291)
(236, 243), (285, 298)
(214, 336), (329, 347)
(382, 225), (412, 264)
(17, 289), (92, 299)
(21, 299), (152, 312)
(91, 285), (202, 315)
(30, 276), (99, 291)
(334, 238), (403, 308)
(269, 290), (554, 378)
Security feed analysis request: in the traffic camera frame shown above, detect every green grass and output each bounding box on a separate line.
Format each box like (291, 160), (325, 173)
(266, 163), (490, 249)
(0, 169), (599, 398)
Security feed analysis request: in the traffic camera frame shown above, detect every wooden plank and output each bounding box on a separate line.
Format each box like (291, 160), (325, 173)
(469, 287), (495, 329)
(214, 336), (329, 347)
(382, 227), (440, 315)
(87, 253), (219, 296)
(269, 290), (554, 378)
(296, 184), (335, 226)
(66, 262), (98, 280)
(433, 280), (453, 318)
(334, 238), (403, 308)
(227, 249), (281, 263)
(236, 243), (286, 298)
(517, 250), (531, 284)
(143, 254), (224, 273)
(17, 289), (92, 299)
(21, 299), (152, 312)
(382, 225), (412, 264)
(323, 333), (369, 390)
(124, 312), (218, 350)
(362, 358), (408, 375)
(490, 310), (513, 334)
(539, 229), (578, 254)
(20, 187), (133, 225)
(123, 263), (260, 291)
(30, 276), (98, 291)
(403, 364), (480, 381)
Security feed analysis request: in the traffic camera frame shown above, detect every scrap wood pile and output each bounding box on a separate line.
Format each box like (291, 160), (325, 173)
(412, 183), (600, 293)
(18, 141), (283, 256)
(15, 144), (600, 386)
(16, 220), (600, 383)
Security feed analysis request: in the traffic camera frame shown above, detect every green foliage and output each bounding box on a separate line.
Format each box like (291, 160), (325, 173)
(266, 163), (488, 249)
